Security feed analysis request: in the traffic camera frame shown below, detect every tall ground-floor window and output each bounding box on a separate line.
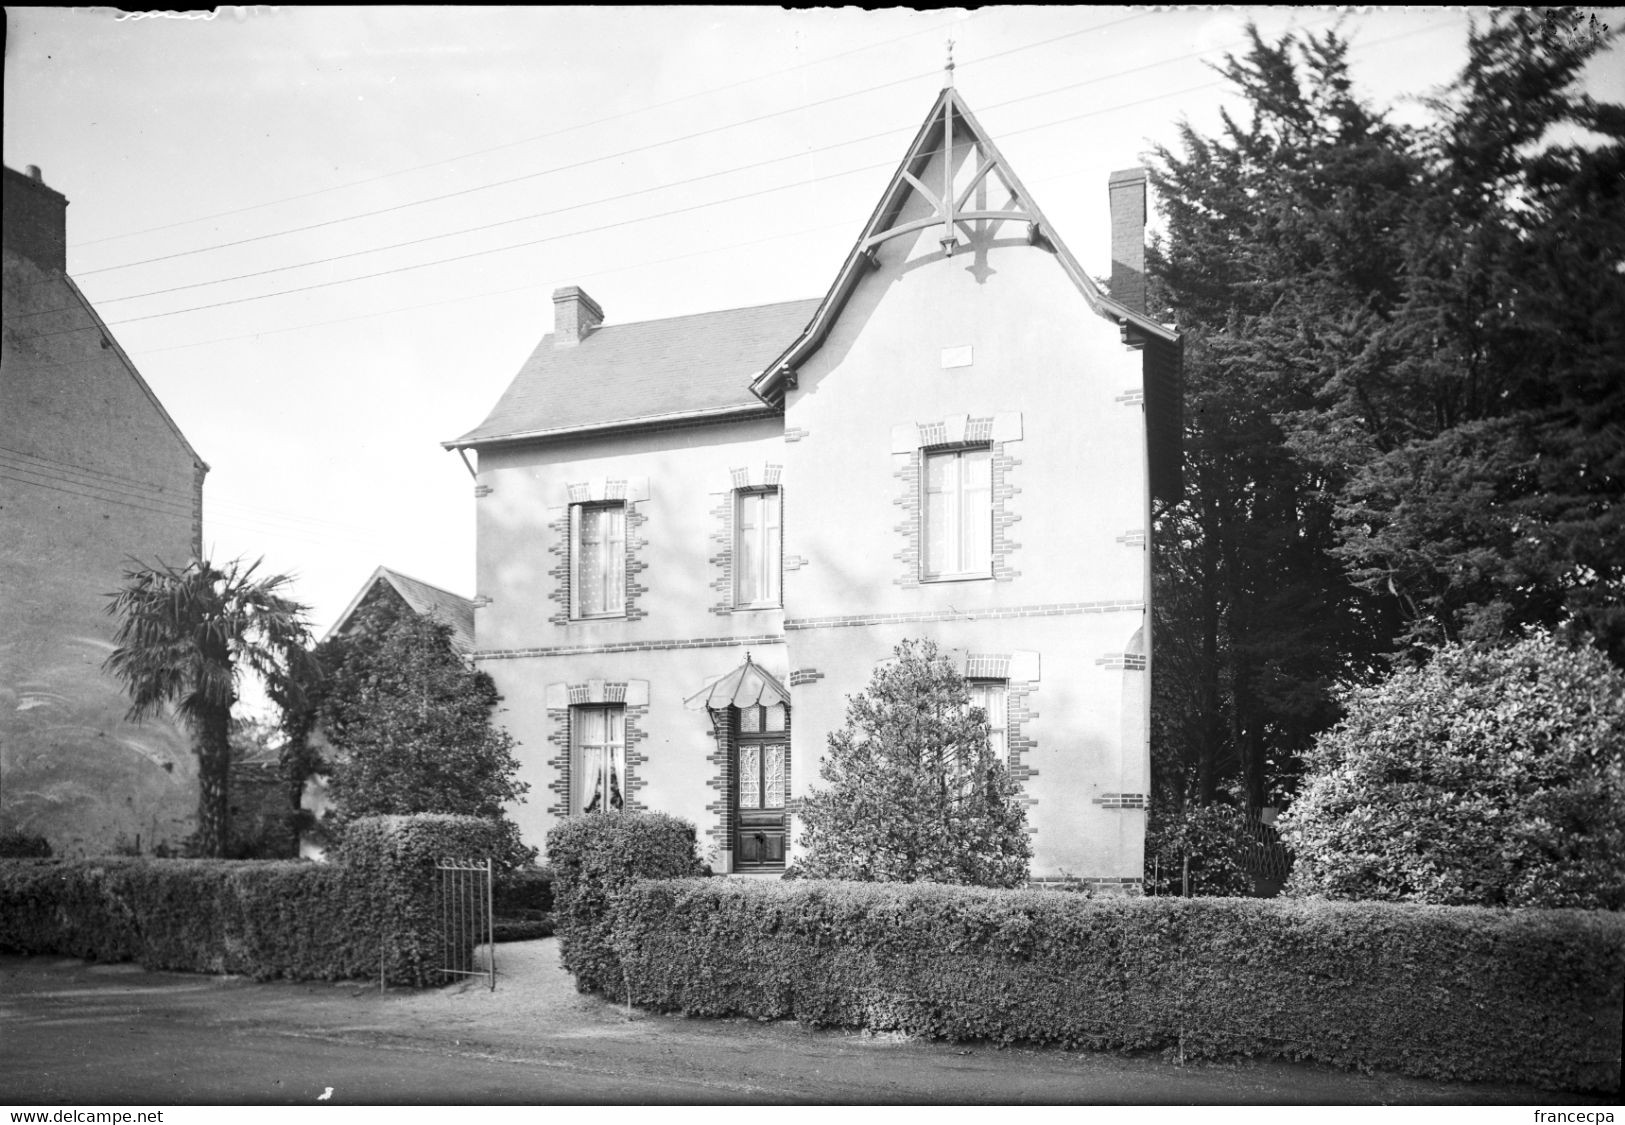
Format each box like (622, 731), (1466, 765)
(968, 679), (1008, 764)
(572, 704), (625, 814)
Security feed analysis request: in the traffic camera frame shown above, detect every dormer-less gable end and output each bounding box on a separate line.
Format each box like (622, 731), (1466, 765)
(749, 89), (1179, 414)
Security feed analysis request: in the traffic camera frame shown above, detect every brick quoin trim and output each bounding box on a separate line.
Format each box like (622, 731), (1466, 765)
(548, 501), (650, 625)
(545, 510), (572, 627)
(476, 634), (785, 661)
(990, 444), (1022, 582)
(894, 436), (1021, 587)
(1115, 389), (1145, 407)
(1096, 652), (1148, 671)
(784, 427), (809, 443)
(473, 483), (493, 498)
(789, 668), (824, 686)
(1116, 529), (1146, 548)
(707, 490), (735, 616)
(544, 707), (571, 819)
(622, 703), (650, 812)
(624, 504), (650, 623)
(1006, 679), (1040, 821)
(892, 450), (923, 589)
(703, 713), (731, 854)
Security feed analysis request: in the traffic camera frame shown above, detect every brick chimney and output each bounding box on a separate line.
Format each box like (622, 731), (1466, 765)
(3, 164), (69, 273)
(552, 285), (604, 346)
(1108, 167), (1147, 315)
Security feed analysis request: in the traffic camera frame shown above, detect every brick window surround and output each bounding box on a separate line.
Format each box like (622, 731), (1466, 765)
(547, 478), (650, 627)
(964, 651), (1040, 820)
(891, 414), (1022, 589)
(709, 463), (783, 616)
(543, 680), (650, 819)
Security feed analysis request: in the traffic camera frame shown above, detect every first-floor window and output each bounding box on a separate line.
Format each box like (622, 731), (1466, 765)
(572, 704), (625, 814)
(572, 502), (626, 618)
(968, 679), (1008, 764)
(923, 446), (991, 579)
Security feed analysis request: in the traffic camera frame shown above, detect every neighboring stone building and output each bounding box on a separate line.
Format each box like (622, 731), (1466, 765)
(445, 88), (1182, 888)
(1, 164), (208, 856)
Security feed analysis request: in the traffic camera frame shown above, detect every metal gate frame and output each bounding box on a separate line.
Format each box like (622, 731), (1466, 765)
(436, 856), (495, 991)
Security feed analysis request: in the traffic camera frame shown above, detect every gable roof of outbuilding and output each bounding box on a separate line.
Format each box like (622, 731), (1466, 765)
(445, 298), (821, 449)
(326, 566), (476, 655)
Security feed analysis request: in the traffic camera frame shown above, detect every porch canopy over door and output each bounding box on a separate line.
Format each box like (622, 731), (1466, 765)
(685, 655), (790, 871)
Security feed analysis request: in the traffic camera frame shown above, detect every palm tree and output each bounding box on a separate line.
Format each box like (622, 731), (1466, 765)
(104, 557), (313, 857)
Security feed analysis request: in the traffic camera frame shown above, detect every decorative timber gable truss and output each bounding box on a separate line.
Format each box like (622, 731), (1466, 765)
(749, 87), (1179, 409)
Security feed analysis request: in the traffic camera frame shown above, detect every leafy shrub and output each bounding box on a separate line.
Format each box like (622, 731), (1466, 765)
(1143, 801), (1257, 897)
(612, 879), (1623, 1093)
(797, 639), (1030, 887)
(494, 865), (554, 916)
(0, 831), (52, 858)
(0, 813), (500, 985)
(546, 812), (702, 997)
(1280, 632), (1625, 908)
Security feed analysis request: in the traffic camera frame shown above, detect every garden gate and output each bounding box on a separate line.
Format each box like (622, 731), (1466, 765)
(436, 857), (495, 991)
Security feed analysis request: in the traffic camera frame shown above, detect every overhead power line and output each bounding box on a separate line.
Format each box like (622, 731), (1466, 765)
(4, 14), (1454, 349)
(68, 12), (983, 252)
(74, 13), (1151, 273)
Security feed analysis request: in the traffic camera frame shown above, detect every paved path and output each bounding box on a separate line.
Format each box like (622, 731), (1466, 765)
(0, 942), (1579, 1106)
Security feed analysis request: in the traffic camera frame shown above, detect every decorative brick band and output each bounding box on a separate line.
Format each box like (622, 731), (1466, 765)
(783, 555), (808, 572)
(474, 484), (493, 498)
(1116, 529), (1146, 548)
(1115, 389), (1145, 407)
(789, 668), (824, 686)
(1092, 792), (1148, 809)
(476, 634), (786, 661)
(1096, 652), (1149, 671)
(786, 600), (1143, 631)
(784, 427), (809, 443)
(1028, 876), (1144, 896)
(472, 595), (493, 608)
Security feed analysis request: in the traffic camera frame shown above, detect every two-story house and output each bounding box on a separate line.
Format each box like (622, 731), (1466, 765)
(446, 87), (1181, 889)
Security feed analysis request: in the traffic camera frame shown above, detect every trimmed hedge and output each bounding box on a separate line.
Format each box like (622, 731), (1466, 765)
(611, 880), (1625, 1094)
(546, 812), (703, 996)
(0, 814), (500, 986)
(494, 865), (554, 916)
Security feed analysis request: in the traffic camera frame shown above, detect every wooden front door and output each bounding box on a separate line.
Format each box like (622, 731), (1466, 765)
(733, 703), (788, 871)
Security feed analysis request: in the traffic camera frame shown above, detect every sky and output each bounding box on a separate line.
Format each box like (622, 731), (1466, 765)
(5, 6), (1623, 714)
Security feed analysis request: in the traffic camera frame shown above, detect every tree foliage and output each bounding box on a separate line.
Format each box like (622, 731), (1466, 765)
(104, 556), (313, 858)
(796, 639), (1030, 887)
(1146, 10), (1624, 833)
(1278, 632), (1625, 909)
(285, 591), (533, 867)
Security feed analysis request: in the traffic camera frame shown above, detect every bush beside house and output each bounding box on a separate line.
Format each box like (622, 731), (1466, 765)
(0, 813), (499, 985)
(546, 812), (703, 995)
(610, 878), (1622, 1093)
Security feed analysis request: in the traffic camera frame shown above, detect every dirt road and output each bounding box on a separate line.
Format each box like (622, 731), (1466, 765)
(0, 941), (1578, 1105)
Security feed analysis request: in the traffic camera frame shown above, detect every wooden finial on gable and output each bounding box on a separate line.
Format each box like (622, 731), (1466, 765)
(945, 39), (956, 88)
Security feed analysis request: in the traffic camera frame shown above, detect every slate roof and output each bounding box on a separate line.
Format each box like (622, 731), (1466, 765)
(447, 298), (822, 448)
(327, 566), (476, 655)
